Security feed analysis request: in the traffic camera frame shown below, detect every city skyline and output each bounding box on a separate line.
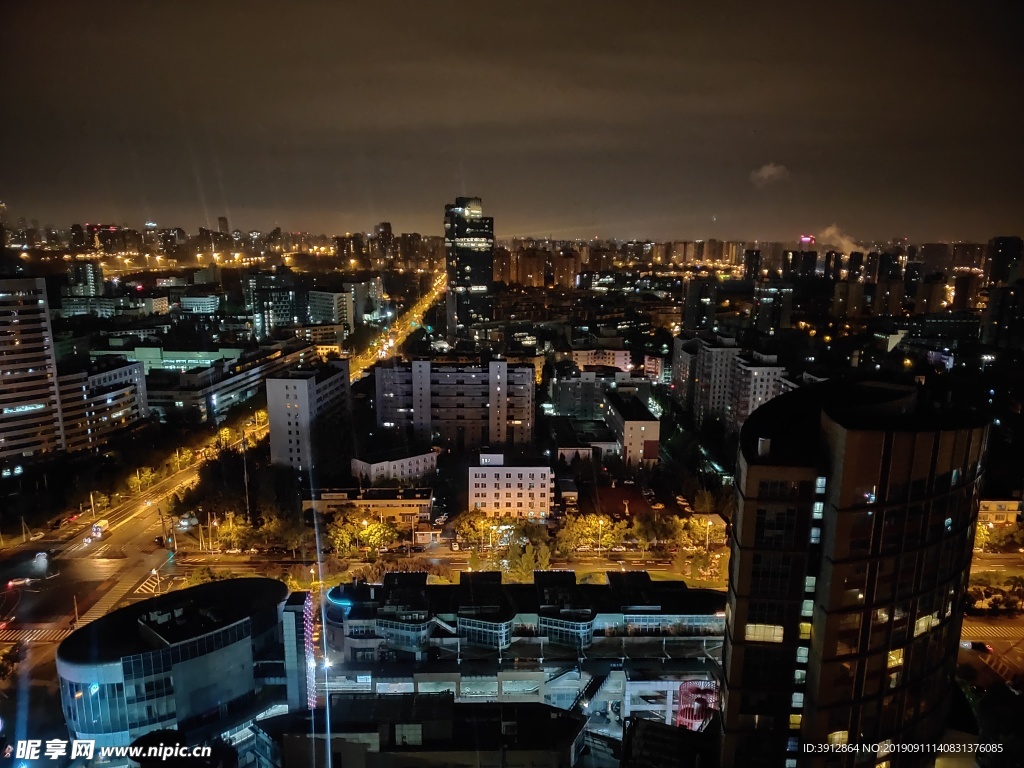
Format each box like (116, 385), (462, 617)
(2, 2), (1023, 241)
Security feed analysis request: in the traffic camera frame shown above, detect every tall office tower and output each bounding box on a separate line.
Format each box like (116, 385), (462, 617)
(722, 382), (989, 768)
(247, 269), (305, 339)
(217, 216), (229, 235)
(800, 251), (819, 278)
(398, 232), (423, 269)
(903, 261), (925, 298)
(744, 249), (762, 282)
(752, 283), (793, 335)
(0, 278), (63, 476)
(444, 197), (495, 342)
(985, 236), (1023, 286)
(682, 278), (718, 332)
(68, 260), (105, 297)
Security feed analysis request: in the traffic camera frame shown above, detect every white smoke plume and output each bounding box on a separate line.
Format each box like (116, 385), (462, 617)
(750, 163), (790, 189)
(817, 224), (862, 254)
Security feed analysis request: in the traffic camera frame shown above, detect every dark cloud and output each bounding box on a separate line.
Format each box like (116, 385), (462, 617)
(1, 0), (1022, 240)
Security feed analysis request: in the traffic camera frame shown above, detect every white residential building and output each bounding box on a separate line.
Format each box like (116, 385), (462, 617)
(693, 333), (739, 427)
(570, 348), (633, 372)
(375, 360), (534, 450)
(728, 352), (786, 433)
(307, 289), (356, 332)
(267, 361), (351, 471)
(57, 358), (149, 455)
(468, 453), (552, 519)
(179, 295), (220, 314)
(604, 391), (660, 468)
(351, 449), (437, 485)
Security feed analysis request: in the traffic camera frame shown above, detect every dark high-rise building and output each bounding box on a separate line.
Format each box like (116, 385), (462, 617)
(903, 261), (925, 298)
(878, 252), (901, 281)
(444, 197), (495, 342)
(951, 243), (984, 270)
(823, 250), (843, 280)
(919, 243), (951, 274)
(982, 280), (1024, 350)
(682, 278), (718, 333)
(217, 216), (229, 235)
(68, 261), (104, 297)
(744, 249), (762, 282)
(952, 271), (983, 312)
(847, 252), (865, 281)
(752, 283), (793, 335)
(374, 222), (394, 259)
(722, 381), (989, 768)
(985, 236), (1023, 286)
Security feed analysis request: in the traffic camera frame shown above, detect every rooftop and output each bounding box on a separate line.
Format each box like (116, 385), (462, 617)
(605, 391), (658, 422)
(57, 577), (288, 666)
(740, 379), (991, 468)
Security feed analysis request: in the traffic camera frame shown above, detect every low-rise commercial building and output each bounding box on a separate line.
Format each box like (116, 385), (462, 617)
(303, 487), (434, 526)
(56, 578), (294, 750)
(351, 447), (437, 485)
(468, 453), (552, 519)
(147, 340), (315, 424)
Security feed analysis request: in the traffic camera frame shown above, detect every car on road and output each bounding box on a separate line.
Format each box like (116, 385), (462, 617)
(0, 616), (13, 629)
(68, 513), (80, 522)
(51, 518), (66, 530)
(963, 641), (994, 653)
(450, 541), (460, 551)
(7, 578), (35, 588)
(246, 547), (259, 554)
(623, 479), (636, 486)
(83, 536), (93, 545)
(650, 502), (665, 510)
(610, 545), (627, 552)
(265, 546), (287, 556)
(224, 548), (242, 555)
(29, 531), (45, 541)
(35, 551), (48, 561)
(576, 545), (593, 552)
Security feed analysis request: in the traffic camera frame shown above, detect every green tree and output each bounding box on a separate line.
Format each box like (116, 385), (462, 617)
(93, 492), (110, 511)
(456, 509), (492, 548)
(975, 523), (992, 552)
(139, 466), (156, 489)
(327, 516), (360, 557)
(185, 566), (230, 587)
(468, 550), (483, 572)
(127, 474), (142, 495)
(360, 521), (398, 551)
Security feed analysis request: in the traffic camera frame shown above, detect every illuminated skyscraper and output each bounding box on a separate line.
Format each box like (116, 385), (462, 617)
(0, 278), (62, 476)
(722, 382), (988, 767)
(444, 197), (494, 342)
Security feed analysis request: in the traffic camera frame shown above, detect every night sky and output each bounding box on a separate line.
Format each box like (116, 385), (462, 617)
(2, 1), (1022, 242)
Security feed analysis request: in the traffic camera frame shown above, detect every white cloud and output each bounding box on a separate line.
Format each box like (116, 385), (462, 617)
(750, 162), (790, 188)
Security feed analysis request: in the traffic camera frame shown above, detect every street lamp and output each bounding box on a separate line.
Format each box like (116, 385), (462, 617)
(598, 519), (604, 558)
(151, 568), (161, 592)
(705, 519), (713, 550)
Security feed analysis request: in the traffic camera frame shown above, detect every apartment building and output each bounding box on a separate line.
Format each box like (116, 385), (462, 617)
(728, 351), (786, 433)
(57, 357), (149, 454)
(267, 361), (351, 470)
(375, 359), (534, 450)
(694, 333), (739, 427)
(604, 391), (660, 468)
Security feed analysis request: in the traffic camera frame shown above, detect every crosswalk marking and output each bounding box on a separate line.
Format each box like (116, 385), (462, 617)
(962, 623), (1024, 639)
(0, 628), (72, 644)
(979, 653), (1015, 680)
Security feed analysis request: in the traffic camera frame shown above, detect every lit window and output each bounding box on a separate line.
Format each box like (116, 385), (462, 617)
(810, 527), (821, 544)
(791, 692), (804, 708)
(815, 477), (827, 494)
(887, 648), (904, 668)
(801, 599), (813, 617)
(744, 624), (784, 643)
(812, 502), (823, 519)
(805, 576), (816, 592)
(789, 714), (802, 729)
(794, 669), (806, 684)
(827, 731), (848, 745)
(796, 647), (809, 664)
(799, 622), (811, 640)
